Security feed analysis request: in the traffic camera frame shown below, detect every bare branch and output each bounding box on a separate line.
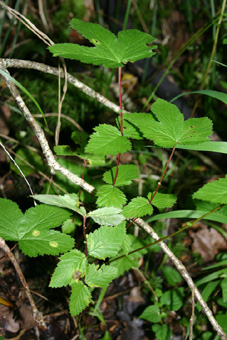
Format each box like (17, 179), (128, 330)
(3, 58), (125, 115)
(0, 59), (94, 193)
(135, 217), (227, 340)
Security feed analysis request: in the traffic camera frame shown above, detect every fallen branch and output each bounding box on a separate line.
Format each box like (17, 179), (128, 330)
(0, 59), (226, 340)
(3, 58), (124, 115)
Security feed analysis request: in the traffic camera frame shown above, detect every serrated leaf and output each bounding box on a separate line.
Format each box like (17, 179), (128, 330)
(121, 234), (132, 255)
(193, 176), (227, 204)
(87, 223), (126, 259)
(96, 185), (127, 209)
(50, 250), (88, 288)
(62, 218), (79, 234)
(0, 198), (24, 240)
(123, 197), (153, 218)
(109, 234), (148, 277)
(49, 19), (156, 68)
(85, 264), (117, 288)
(0, 199), (73, 257)
(85, 124), (131, 156)
(149, 192), (177, 209)
(127, 99), (213, 147)
(19, 230), (74, 257)
(88, 207), (124, 226)
(139, 305), (162, 323)
(103, 165), (139, 186)
(69, 281), (92, 316)
(32, 194), (83, 214)
(116, 114), (143, 140)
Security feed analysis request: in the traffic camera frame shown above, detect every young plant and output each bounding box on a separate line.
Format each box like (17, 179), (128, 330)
(0, 18), (227, 339)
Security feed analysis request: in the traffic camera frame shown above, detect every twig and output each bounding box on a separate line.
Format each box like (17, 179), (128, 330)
(1, 60), (227, 340)
(2, 58), (125, 115)
(33, 113), (84, 131)
(135, 217), (227, 340)
(0, 141), (34, 195)
(189, 287), (195, 340)
(0, 59), (94, 193)
(0, 237), (46, 329)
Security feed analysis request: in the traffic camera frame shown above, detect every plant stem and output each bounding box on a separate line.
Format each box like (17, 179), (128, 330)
(113, 67), (123, 187)
(83, 216), (88, 258)
(112, 204), (223, 261)
(127, 146), (176, 229)
(79, 159), (86, 201)
(149, 146), (176, 204)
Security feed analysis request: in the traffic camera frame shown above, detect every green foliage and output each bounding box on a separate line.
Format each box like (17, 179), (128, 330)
(85, 124), (131, 156)
(96, 185), (127, 209)
(87, 223), (126, 259)
(0, 198), (74, 257)
(103, 165), (139, 186)
(125, 99), (213, 147)
(193, 175), (227, 204)
(123, 197), (154, 218)
(2, 16), (227, 335)
(49, 19), (156, 68)
(139, 305), (162, 323)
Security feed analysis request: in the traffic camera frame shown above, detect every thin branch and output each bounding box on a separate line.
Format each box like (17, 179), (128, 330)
(189, 287), (195, 340)
(0, 59), (94, 193)
(0, 237), (46, 329)
(2, 58), (125, 115)
(0, 141), (34, 196)
(135, 217), (227, 340)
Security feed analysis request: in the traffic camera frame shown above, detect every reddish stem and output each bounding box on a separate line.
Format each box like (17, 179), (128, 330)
(149, 146), (176, 204)
(78, 159), (86, 201)
(113, 68), (123, 187)
(83, 216), (88, 258)
(127, 146), (176, 229)
(118, 67), (123, 135)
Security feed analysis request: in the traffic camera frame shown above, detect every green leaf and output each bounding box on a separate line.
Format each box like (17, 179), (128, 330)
(171, 89), (227, 105)
(216, 313), (227, 334)
(87, 223), (126, 259)
(122, 197), (153, 218)
(127, 99), (212, 147)
(96, 185), (127, 209)
(32, 194), (79, 212)
(139, 305), (162, 323)
(196, 280), (220, 312)
(19, 230), (74, 257)
(49, 19), (156, 68)
(50, 250), (88, 288)
(116, 114), (143, 140)
(85, 124), (131, 156)
(193, 176), (227, 204)
(0, 199), (74, 257)
(196, 269), (227, 287)
(152, 324), (172, 340)
(176, 141), (227, 154)
(103, 165), (139, 186)
(149, 192), (177, 209)
(109, 235), (148, 277)
(69, 281), (92, 316)
(147, 210), (227, 224)
(88, 207), (124, 226)
(0, 198), (24, 240)
(160, 288), (184, 311)
(85, 264), (117, 288)
(161, 266), (183, 286)
(221, 278), (227, 302)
